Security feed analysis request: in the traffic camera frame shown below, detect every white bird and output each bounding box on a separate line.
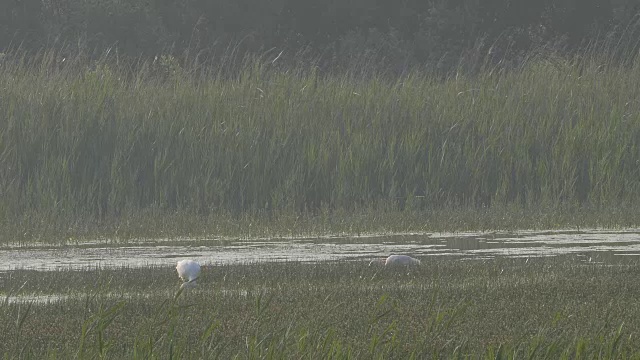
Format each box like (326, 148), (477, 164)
(369, 255), (421, 266)
(176, 259), (201, 289)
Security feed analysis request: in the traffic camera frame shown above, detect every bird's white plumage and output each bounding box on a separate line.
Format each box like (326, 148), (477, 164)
(385, 254), (421, 265)
(176, 259), (201, 286)
(369, 255), (421, 266)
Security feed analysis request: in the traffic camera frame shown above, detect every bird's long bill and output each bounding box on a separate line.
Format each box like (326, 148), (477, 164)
(185, 277), (199, 284)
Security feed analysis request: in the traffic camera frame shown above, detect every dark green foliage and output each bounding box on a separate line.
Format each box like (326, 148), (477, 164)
(1, 0), (639, 72)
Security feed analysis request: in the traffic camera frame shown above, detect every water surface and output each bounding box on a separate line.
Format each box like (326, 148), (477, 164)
(2, 229), (640, 271)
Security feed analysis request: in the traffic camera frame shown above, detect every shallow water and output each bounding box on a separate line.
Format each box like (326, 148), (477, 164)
(2, 289), (253, 305)
(2, 229), (640, 271)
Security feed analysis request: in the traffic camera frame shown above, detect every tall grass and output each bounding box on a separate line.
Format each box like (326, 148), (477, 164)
(1, 50), (640, 241)
(2, 257), (640, 358)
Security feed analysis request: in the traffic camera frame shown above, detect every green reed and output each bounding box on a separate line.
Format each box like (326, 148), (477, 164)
(1, 50), (640, 243)
(2, 257), (640, 358)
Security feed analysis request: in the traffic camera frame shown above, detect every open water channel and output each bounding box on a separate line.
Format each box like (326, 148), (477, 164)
(2, 229), (640, 271)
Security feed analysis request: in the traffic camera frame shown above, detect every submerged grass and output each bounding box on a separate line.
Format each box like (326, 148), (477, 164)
(2, 50), (640, 244)
(2, 256), (640, 358)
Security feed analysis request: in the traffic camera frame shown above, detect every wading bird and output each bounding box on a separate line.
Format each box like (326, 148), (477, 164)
(176, 259), (201, 289)
(369, 254), (421, 266)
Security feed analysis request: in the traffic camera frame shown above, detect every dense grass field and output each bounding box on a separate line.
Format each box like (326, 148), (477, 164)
(1, 50), (640, 244)
(2, 49), (640, 357)
(2, 256), (640, 358)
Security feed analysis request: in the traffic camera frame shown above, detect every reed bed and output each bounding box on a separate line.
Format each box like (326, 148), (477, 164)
(2, 256), (640, 358)
(1, 51), (640, 244)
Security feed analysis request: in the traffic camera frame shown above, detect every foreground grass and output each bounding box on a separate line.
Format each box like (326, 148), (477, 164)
(2, 256), (640, 358)
(1, 50), (640, 244)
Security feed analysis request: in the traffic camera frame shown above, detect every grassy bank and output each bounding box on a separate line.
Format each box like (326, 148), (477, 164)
(1, 51), (640, 243)
(2, 256), (640, 358)
(3, 204), (640, 247)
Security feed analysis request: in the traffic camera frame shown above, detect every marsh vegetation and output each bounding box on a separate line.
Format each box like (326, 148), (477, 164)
(2, 2), (640, 359)
(2, 48), (640, 244)
(2, 256), (639, 358)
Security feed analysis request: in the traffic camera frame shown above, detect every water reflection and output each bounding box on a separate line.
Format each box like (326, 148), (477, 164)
(1, 229), (640, 271)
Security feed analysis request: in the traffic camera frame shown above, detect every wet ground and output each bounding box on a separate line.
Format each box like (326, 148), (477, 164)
(2, 229), (640, 271)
